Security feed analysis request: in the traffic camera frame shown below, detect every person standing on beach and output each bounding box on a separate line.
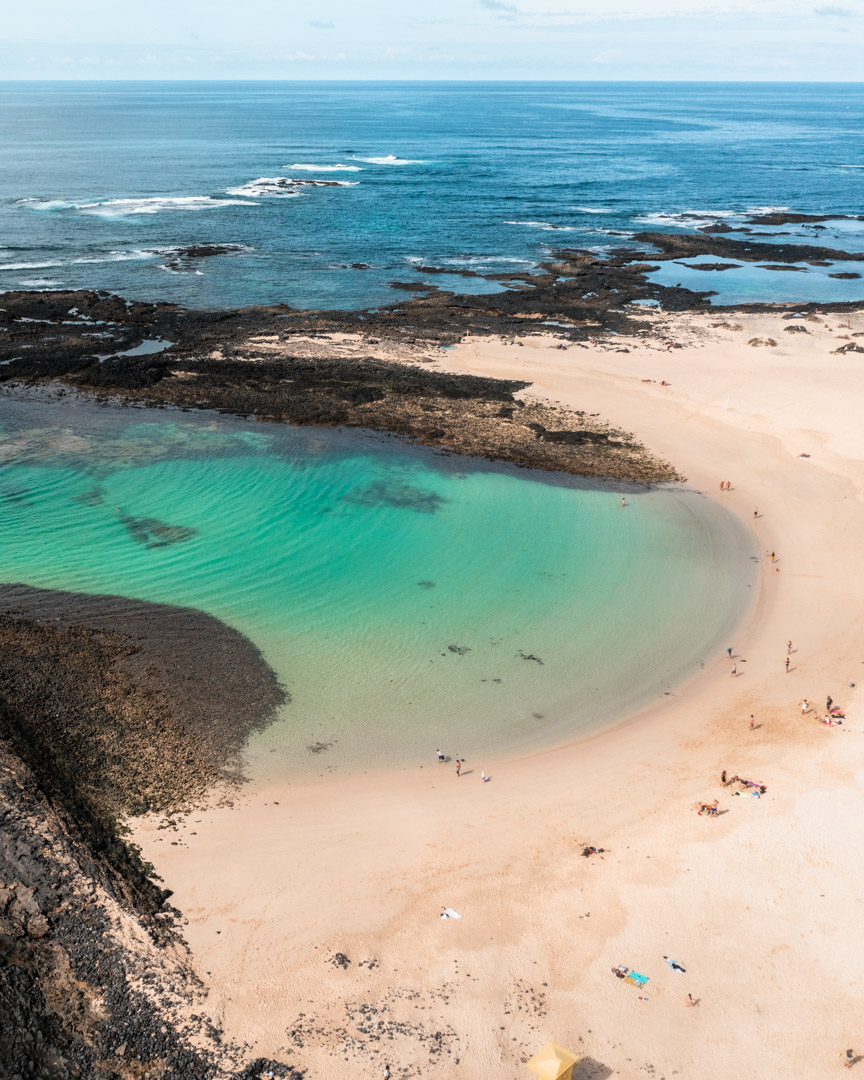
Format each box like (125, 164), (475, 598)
(455, 759), (461, 777)
(749, 714), (755, 730)
(787, 640), (793, 655)
(686, 993), (695, 1007)
(754, 507), (759, 518)
(842, 1049), (855, 1069)
(726, 647), (733, 659)
(800, 699), (809, 714)
(731, 664), (737, 677)
(785, 657), (790, 673)
(437, 749), (445, 763)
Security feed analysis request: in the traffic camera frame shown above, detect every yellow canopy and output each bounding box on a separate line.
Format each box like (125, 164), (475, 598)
(525, 1041), (580, 1080)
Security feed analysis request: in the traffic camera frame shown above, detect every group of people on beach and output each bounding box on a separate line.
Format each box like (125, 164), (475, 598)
(438, 751), (489, 781)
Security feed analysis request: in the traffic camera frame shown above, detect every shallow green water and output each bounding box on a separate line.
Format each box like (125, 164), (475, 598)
(0, 391), (757, 777)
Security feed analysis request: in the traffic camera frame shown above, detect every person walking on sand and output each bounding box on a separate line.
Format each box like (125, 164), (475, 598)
(686, 993), (695, 1007)
(842, 1048), (855, 1068)
(726, 646), (733, 659)
(787, 640), (793, 655)
(749, 714), (755, 730)
(785, 657), (790, 673)
(455, 759), (461, 777)
(437, 749), (445, 763)
(800, 699), (809, 714)
(731, 664), (737, 677)
(827, 695), (833, 712)
(754, 507), (759, 518)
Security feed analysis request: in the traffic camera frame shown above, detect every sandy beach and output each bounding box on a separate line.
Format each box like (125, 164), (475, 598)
(131, 308), (864, 1079)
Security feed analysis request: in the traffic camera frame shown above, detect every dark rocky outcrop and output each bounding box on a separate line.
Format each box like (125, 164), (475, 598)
(0, 584), (287, 818)
(0, 742), (301, 1080)
(0, 586), (298, 1080)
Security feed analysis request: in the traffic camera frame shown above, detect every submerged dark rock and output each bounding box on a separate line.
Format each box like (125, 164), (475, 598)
(0, 584), (299, 1080)
(118, 512), (199, 549)
(0, 583), (286, 817)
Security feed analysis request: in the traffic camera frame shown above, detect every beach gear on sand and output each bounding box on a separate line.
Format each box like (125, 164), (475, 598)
(626, 971), (649, 987)
(441, 908), (462, 919)
(525, 1041), (580, 1080)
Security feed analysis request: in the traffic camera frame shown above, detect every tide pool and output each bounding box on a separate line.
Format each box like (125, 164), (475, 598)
(0, 392), (758, 778)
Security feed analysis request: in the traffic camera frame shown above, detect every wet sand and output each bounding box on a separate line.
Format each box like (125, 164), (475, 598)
(131, 308), (864, 1078)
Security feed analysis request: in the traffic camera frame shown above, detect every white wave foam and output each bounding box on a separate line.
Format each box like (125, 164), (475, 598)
(442, 256), (536, 267)
(16, 199), (77, 211)
(77, 196), (251, 216)
(634, 210), (740, 228)
(1, 245), (248, 273)
(228, 177), (357, 198)
(575, 206), (614, 214)
(355, 155), (427, 165)
(72, 249), (162, 264)
(0, 260), (64, 271)
(18, 278), (62, 287)
(227, 178), (299, 198)
(288, 163), (362, 172)
(504, 220), (577, 231)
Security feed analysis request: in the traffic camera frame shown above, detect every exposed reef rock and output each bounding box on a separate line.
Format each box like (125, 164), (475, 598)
(3, 229), (863, 487)
(743, 211), (864, 226)
(630, 231), (864, 266)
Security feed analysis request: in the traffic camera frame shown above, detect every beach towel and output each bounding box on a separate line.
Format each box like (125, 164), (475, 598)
(626, 972), (649, 987)
(441, 908), (462, 919)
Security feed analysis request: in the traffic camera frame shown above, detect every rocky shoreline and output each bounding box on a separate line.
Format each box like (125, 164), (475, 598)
(0, 586), (297, 1079)
(3, 234), (862, 486)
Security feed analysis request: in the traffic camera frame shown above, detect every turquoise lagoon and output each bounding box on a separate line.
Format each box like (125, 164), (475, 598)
(0, 392), (758, 778)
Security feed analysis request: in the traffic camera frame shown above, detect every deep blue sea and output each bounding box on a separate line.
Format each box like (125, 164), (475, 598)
(2, 81), (863, 310)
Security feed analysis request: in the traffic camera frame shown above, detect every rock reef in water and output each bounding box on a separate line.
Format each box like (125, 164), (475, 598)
(0, 586), (296, 1079)
(0, 584), (287, 818)
(0, 289), (682, 485)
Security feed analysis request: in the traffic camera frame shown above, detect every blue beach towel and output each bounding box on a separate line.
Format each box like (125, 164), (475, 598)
(626, 972), (649, 987)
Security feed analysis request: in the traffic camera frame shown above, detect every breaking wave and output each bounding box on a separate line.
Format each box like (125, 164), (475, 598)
(504, 220), (578, 231)
(354, 155), (427, 165)
(228, 177), (358, 197)
(288, 163), (362, 172)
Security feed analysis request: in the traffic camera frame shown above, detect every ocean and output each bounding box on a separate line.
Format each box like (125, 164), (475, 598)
(0, 391), (756, 776)
(2, 81), (864, 311)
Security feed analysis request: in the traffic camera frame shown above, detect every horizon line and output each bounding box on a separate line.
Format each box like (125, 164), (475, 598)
(3, 77), (864, 85)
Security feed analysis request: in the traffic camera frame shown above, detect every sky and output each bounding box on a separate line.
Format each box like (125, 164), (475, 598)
(2, 0), (863, 80)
